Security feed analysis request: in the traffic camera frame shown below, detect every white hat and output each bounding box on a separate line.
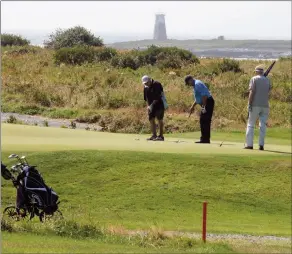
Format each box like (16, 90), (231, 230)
(142, 75), (150, 84)
(255, 65), (264, 72)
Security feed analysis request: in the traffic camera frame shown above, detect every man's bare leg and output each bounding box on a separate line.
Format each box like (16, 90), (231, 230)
(158, 120), (164, 137)
(150, 119), (157, 137)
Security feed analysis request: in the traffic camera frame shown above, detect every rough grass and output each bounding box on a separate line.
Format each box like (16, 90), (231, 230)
(2, 231), (236, 253)
(1, 46), (291, 133)
(2, 231), (291, 253)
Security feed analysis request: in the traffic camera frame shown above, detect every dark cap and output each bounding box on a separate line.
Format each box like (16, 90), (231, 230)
(184, 75), (193, 85)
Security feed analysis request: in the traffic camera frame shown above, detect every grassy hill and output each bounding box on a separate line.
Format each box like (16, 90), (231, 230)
(1, 46), (291, 134)
(108, 39), (291, 51)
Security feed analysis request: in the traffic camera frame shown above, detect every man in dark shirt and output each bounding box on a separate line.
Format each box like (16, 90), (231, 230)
(142, 75), (165, 141)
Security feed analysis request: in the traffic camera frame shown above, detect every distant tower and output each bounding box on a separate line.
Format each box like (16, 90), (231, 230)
(153, 14), (167, 41)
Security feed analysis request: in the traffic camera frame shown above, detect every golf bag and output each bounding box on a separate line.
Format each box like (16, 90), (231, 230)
(18, 165), (59, 215)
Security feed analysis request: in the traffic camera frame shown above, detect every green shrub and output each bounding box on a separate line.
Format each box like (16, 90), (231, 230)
(1, 33), (30, 46)
(43, 108), (79, 119)
(110, 54), (139, 70)
(4, 46), (39, 56)
(44, 26), (103, 49)
(217, 59), (242, 73)
(43, 120), (49, 127)
(2, 104), (45, 115)
(143, 45), (199, 64)
(52, 220), (104, 239)
(107, 97), (128, 109)
(1, 219), (14, 232)
(157, 56), (183, 69)
(6, 115), (18, 124)
(110, 46), (198, 70)
(54, 46), (95, 65)
(70, 121), (77, 129)
(76, 114), (101, 123)
(32, 90), (51, 107)
(95, 47), (117, 61)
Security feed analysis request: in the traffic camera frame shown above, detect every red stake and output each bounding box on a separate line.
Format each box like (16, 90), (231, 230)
(202, 201), (207, 242)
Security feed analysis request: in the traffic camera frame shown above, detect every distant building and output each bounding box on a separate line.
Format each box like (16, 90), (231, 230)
(217, 36), (225, 40)
(153, 14), (167, 41)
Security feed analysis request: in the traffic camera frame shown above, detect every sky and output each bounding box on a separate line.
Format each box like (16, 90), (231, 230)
(1, 1), (291, 43)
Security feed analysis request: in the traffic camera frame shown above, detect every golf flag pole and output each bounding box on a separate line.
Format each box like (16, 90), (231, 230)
(202, 201), (207, 242)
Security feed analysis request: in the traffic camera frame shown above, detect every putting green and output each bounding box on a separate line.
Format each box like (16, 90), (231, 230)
(1, 124), (290, 155)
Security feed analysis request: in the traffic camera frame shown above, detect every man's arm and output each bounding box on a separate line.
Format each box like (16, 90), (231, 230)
(248, 90), (254, 105)
(248, 78), (255, 105)
(247, 78), (255, 111)
(143, 87), (147, 103)
(144, 86), (151, 107)
(151, 83), (163, 106)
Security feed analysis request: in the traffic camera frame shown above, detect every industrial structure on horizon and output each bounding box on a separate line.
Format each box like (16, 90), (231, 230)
(153, 14), (167, 40)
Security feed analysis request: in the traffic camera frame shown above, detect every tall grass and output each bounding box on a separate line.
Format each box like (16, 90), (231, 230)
(1, 46), (291, 132)
(1, 219), (234, 252)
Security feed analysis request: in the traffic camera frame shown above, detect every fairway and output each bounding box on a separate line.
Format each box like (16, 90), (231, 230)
(1, 124), (291, 253)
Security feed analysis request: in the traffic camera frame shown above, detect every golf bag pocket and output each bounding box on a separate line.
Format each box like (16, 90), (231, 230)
(162, 92), (168, 110)
(25, 176), (58, 211)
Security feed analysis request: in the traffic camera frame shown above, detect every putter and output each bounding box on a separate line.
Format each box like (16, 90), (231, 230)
(135, 122), (147, 141)
(188, 110), (193, 118)
(219, 133), (231, 147)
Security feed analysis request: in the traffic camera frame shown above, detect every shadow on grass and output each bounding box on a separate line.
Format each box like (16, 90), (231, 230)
(217, 143), (237, 146)
(264, 150), (292, 155)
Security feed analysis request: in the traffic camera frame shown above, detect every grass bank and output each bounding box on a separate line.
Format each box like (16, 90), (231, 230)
(1, 46), (291, 133)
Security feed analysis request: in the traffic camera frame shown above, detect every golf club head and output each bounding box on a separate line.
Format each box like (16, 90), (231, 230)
(8, 154), (19, 159)
(21, 156), (29, 164)
(20, 156), (27, 163)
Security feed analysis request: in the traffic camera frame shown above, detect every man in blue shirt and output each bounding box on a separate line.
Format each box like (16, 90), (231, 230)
(185, 75), (215, 143)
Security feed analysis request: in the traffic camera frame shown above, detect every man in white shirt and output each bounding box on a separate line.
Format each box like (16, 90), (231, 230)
(245, 65), (272, 150)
